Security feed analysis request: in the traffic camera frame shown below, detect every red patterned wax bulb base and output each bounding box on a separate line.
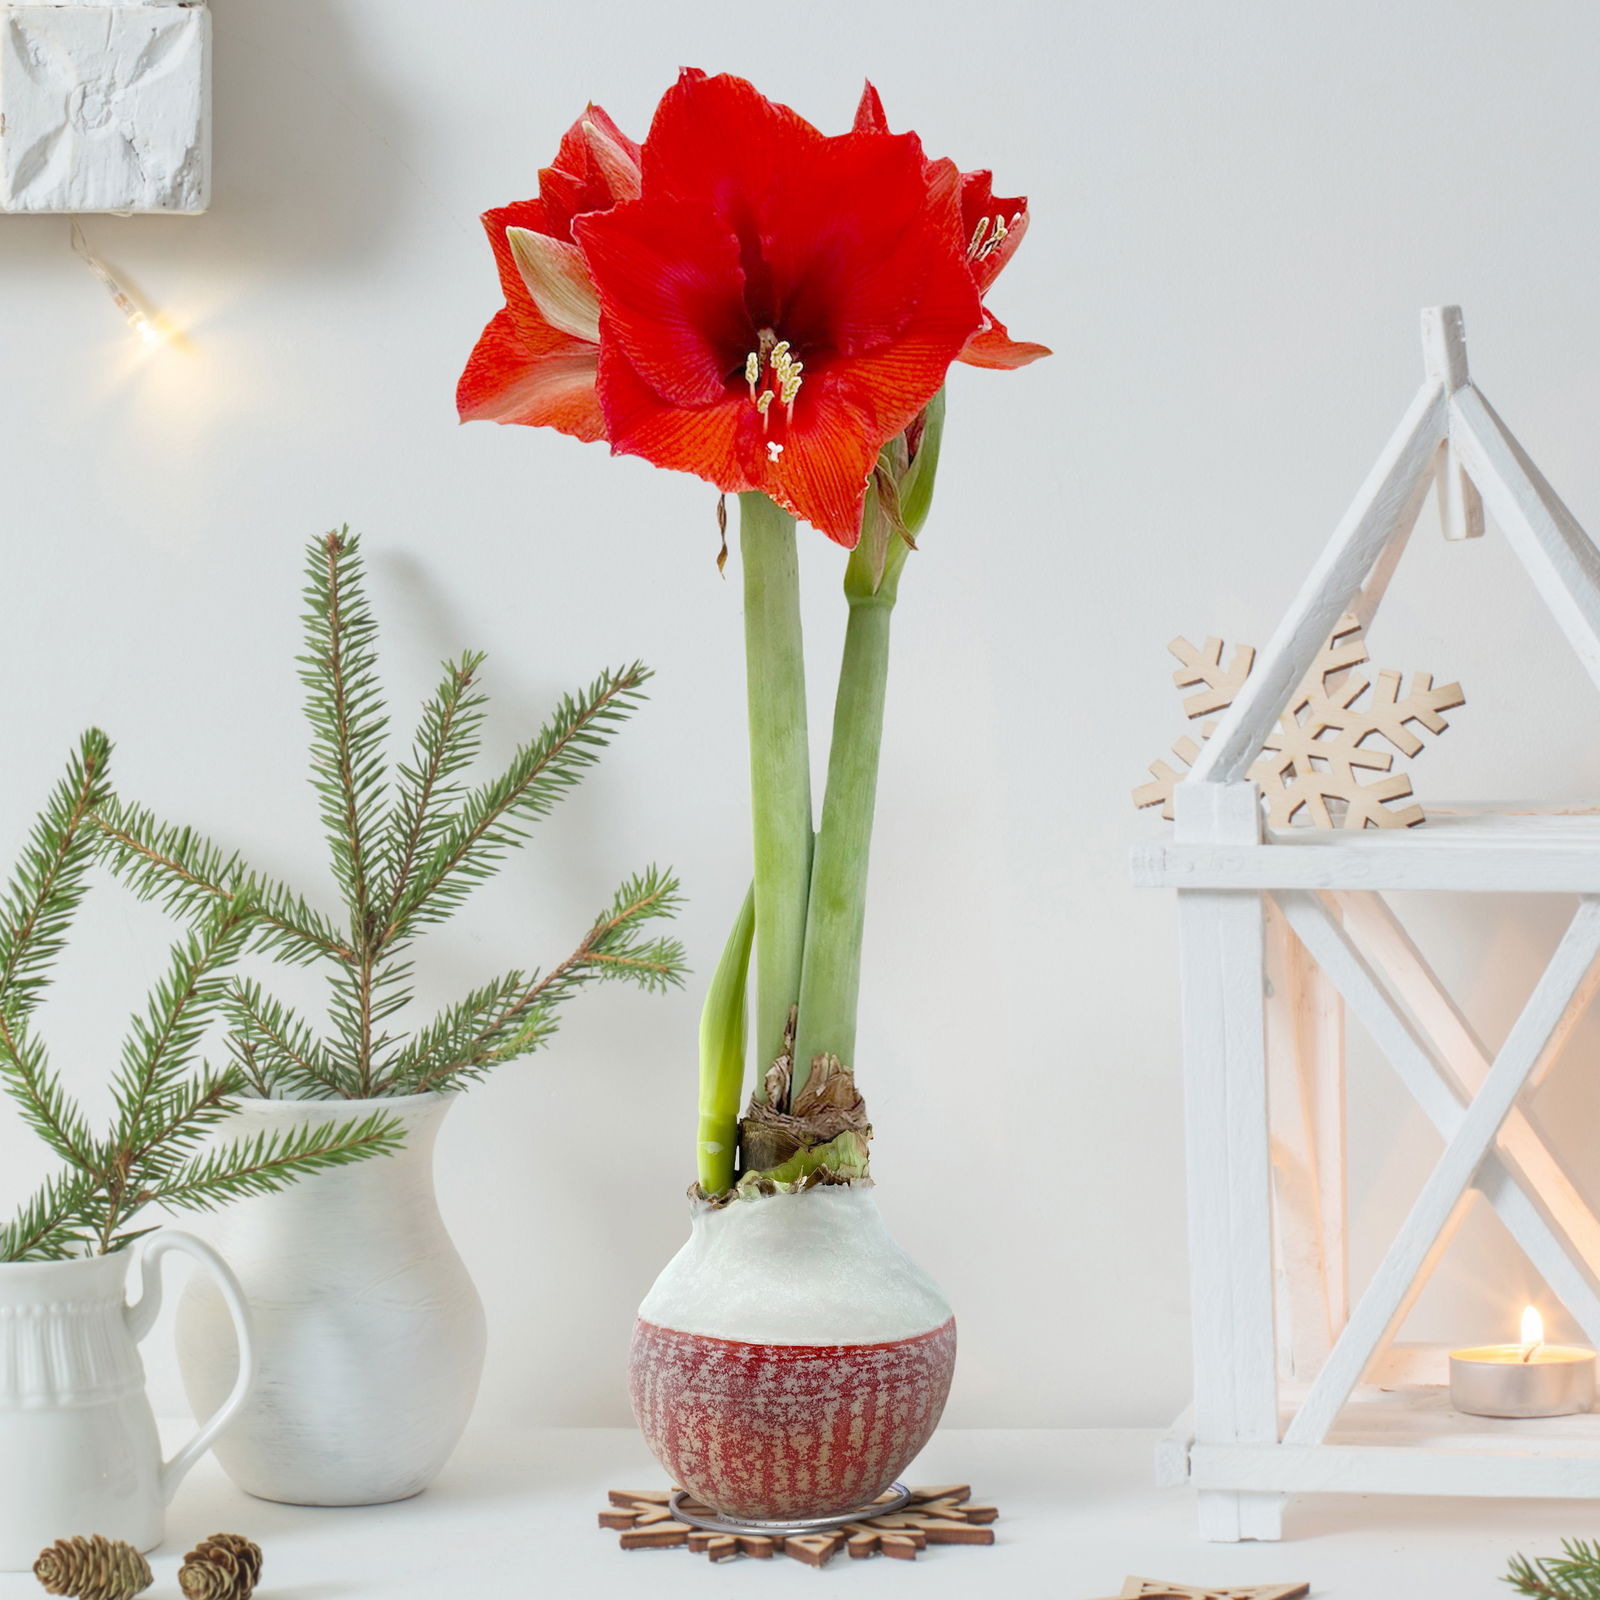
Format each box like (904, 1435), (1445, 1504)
(629, 1317), (958, 1522)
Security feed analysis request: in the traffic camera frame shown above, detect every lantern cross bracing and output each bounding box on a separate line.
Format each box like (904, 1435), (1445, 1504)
(1134, 307), (1600, 1540)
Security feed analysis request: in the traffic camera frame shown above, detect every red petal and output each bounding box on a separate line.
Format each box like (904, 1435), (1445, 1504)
(642, 70), (826, 223)
(769, 144), (980, 443)
(457, 309), (606, 440)
(596, 338), (754, 491)
(576, 195), (752, 408)
(537, 103), (643, 237)
(960, 309), (1051, 370)
(852, 81), (889, 134)
(582, 113), (642, 202)
(761, 136), (958, 348)
(960, 171), (1031, 293)
(752, 385), (877, 545)
(481, 199), (576, 352)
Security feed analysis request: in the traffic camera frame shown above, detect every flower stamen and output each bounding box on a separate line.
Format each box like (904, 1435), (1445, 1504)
(744, 334), (804, 424)
(969, 211), (1019, 264)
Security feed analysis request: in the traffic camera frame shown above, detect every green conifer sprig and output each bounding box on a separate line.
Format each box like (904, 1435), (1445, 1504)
(93, 528), (686, 1102)
(0, 737), (404, 1262)
(1508, 1540), (1600, 1599)
(0, 730), (110, 1013)
(93, 795), (351, 964)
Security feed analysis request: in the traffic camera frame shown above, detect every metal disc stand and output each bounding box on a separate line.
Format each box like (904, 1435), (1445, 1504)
(668, 1483), (912, 1538)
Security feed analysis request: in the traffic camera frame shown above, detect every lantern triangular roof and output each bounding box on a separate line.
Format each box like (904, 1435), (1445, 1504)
(1186, 307), (1600, 794)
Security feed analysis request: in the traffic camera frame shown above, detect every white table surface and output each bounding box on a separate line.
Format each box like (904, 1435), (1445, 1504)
(3, 1425), (1592, 1598)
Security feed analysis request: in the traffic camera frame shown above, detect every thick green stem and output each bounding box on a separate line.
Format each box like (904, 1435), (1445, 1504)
(791, 590), (894, 1095)
(739, 493), (814, 1092)
(697, 884), (755, 1194)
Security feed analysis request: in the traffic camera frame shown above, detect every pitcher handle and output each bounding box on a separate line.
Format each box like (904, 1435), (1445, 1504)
(125, 1230), (258, 1505)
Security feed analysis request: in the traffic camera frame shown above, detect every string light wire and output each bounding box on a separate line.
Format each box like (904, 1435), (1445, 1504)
(69, 218), (162, 344)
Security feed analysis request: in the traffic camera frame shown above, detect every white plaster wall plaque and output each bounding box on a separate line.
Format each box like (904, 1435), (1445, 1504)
(0, 0), (210, 214)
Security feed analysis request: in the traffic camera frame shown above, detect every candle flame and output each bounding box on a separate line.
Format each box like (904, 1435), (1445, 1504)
(1520, 1305), (1544, 1362)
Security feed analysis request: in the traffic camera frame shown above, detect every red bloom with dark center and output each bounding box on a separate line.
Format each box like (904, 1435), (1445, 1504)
(456, 105), (641, 442)
(853, 82), (1050, 372)
(573, 71), (985, 543)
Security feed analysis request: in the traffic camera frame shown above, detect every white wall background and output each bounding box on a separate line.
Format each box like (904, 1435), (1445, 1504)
(5, 0), (1600, 1436)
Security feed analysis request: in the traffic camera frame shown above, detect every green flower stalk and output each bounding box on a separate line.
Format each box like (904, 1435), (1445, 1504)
(738, 493), (814, 1087)
(716, 393), (947, 1184)
(793, 393), (944, 1095)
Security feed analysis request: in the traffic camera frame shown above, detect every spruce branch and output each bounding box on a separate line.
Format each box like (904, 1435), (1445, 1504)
(388, 866), (686, 1096)
(1508, 1541), (1600, 1600)
(148, 1111), (406, 1214)
(224, 980), (348, 1100)
(0, 737), (403, 1261)
(372, 971), (539, 1096)
(324, 952), (415, 1097)
(0, 1166), (102, 1263)
(300, 528), (389, 937)
(0, 729), (112, 1016)
(0, 1018), (97, 1170)
(383, 663), (653, 942)
(120, 1070), (242, 1176)
(109, 902), (256, 1148)
(59, 535), (682, 1109)
(379, 650), (489, 919)
(93, 794), (352, 965)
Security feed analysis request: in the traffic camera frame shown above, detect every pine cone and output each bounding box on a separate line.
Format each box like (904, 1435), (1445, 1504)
(32, 1535), (153, 1600)
(178, 1533), (263, 1600)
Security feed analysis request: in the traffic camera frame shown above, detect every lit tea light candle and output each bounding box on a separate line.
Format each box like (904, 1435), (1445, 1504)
(1449, 1306), (1596, 1418)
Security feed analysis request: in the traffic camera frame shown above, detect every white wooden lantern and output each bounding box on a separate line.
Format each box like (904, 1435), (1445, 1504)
(1134, 307), (1600, 1541)
(0, 0), (210, 213)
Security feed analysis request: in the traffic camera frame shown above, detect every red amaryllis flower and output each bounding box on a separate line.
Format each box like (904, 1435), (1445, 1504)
(572, 70), (984, 543)
(853, 83), (1049, 372)
(456, 105), (641, 442)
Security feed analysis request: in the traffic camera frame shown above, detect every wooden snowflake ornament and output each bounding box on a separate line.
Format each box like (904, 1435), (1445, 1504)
(599, 1484), (998, 1567)
(1086, 1582), (1310, 1600)
(1134, 614), (1463, 829)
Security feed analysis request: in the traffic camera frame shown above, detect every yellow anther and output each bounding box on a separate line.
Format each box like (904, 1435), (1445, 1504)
(744, 351), (760, 393)
(970, 212), (1012, 263)
(770, 340), (791, 364)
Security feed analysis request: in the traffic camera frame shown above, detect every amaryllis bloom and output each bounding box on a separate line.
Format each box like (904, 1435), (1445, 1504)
(852, 82), (1050, 372)
(572, 70), (985, 543)
(456, 105), (640, 442)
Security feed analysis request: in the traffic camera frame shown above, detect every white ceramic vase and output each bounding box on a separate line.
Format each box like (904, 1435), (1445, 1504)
(0, 1234), (256, 1571)
(176, 1092), (485, 1506)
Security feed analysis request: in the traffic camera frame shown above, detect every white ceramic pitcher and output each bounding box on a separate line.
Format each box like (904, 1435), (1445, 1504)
(178, 1093), (485, 1506)
(0, 1233), (256, 1571)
